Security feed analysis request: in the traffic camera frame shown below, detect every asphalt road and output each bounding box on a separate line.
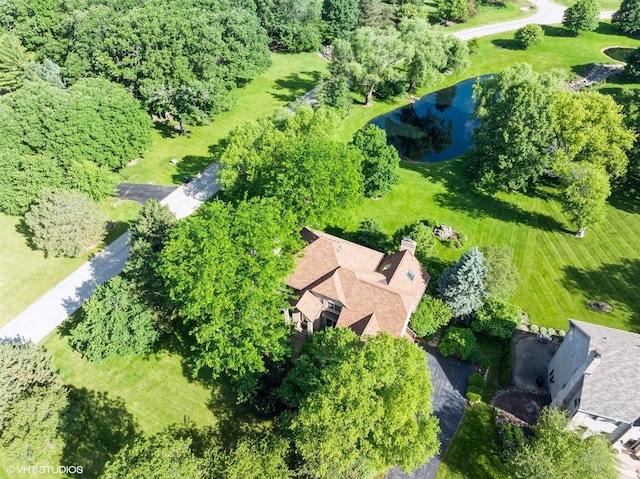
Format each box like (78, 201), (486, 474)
(386, 346), (473, 479)
(117, 183), (177, 204)
(0, 164), (221, 343)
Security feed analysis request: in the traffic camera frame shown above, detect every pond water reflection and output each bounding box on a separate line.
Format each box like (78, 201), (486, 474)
(370, 76), (487, 162)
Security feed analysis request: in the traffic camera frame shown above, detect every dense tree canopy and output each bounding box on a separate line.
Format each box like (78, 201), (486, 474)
(437, 246), (487, 317)
(0, 33), (30, 93)
(255, 0), (322, 52)
(612, 0), (640, 34)
(218, 107), (364, 227)
(280, 328), (439, 478)
(24, 189), (106, 258)
(509, 408), (617, 479)
(321, 0), (360, 42)
(0, 342), (68, 463)
(157, 198), (301, 396)
(552, 90), (635, 180)
(438, 327), (481, 362)
(103, 431), (205, 479)
(471, 64), (562, 192)
(0, 78), (151, 169)
(68, 276), (159, 362)
(562, 0), (599, 34)
(472, 297), (521, 339)
(351, 124), (400, 197)
(331, 27), (410, 106)
(435, 0), (469, 23)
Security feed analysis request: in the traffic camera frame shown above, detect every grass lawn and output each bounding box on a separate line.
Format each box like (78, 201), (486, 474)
(123, 52), (328, 185)
(334, 159), (640, 333)
(0, 199), (140, 328)
(554, 0), (621, 10)
(33, 331), (266, 478)
(476, 335), (506, 402)
(442, 0), (535, 33)
(436, 403), (510, 479)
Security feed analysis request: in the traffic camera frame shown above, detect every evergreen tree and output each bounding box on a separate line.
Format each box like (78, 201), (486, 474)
(437, 246), (486, 317)
(612, 0), (640, 34)
(0, 33), (29, 94)
(562, 0), (599, 34)
(351, 124), (400, 197)
(514, 24), (544, 49)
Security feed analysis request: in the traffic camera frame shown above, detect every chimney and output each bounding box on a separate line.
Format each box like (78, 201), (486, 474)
(400, 237), (416, 256)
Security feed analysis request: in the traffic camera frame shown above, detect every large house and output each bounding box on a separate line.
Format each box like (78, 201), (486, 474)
(547, 319), (640, 452)
(285, 228), (429, 342)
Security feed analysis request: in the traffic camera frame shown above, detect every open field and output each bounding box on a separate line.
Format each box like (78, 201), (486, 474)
(334, 160), (640, 333)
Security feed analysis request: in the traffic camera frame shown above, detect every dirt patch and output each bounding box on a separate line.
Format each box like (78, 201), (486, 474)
(492, 389), (550, 426)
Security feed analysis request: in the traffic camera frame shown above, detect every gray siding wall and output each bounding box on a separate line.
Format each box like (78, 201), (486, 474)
(547, 325), (590, 403)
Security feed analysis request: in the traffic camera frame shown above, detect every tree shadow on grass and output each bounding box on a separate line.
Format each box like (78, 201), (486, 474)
(153, 121), (181, 139)
(406, 160), (569, 233)
(270, 70), (324, 103)
(491, 39), (522, 50)
(541, 25), (571, 37)
(610, 174), (640, 214)
(561, 259), (640, 332)
(171, 155), (214, 184)
(60, 387), (139, 478)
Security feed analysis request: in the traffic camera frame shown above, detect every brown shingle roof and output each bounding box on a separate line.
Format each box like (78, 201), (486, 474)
(287, 228), (429, 338)
(296, 291), (324, 321)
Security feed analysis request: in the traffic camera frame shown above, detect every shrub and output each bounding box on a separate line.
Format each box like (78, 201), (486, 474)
(624, 48), (640, 77)
(529, 324), (540, 334)
(467, 38), (480, 53)
(558, 329), (567, 338)
(410, 296), (452, 337)
(499, 340), (513, 386)
(403, 221), (437, 266)
(472, 298), (521, 340)
(539, 327), (549, 335)
(467, 372), (485, 388)
(24, 189), (106, 257)
(514, 24), (544, 49)
(466, 391), (482, 403)
(439, 327), (482, 363)
(354, 218), (391, 252)
(466, 385), (482, 395)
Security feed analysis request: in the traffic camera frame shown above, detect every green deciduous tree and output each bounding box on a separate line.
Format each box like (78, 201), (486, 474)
(410, 296), (452, 337)
(552, 90), (635, 180)
(471, 64), (561, 192)
(219, 107), (363, 227)
(403, 221), (437, 267)
(437, 246), (486, 317)
(509, 408), (617, 479)
(0, 342), (68, 463)
(560, 163), (611, 237)
(480, 245), (520, 299)
(612, 0), (640, 34)
(24, 189), (106, 257)
(0, 78), (152, 169)
(210, 434), (293, 479)
(438, 327), (481, 362)
(351, 124), (400, 197)
(103, 431), (205, 479)
(255, 0), (322, 52)
(0, 33), (29, 93)
(280, 328), (439, 478)
(157, 198), (301, 397)
(435, 0), (469, 23)
(355, 218), (392, 252)
(65, 160), (116, 202)
(331, 27), (410, 106)
(0, 149), (65, 215)
(399, 18), (469, 91)
(68, 276), (159, 362)
(514, 24), (544, 49)
(562, 0), (600, 34)
(472, 297), (521, 340)
(321, 0), (360, 42)
(316, 74), (352, 114)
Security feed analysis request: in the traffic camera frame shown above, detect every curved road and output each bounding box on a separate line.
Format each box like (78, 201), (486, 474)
(0, 1), (617, 343)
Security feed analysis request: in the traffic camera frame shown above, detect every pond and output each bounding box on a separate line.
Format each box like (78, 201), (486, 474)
(370, 76), (487, 162)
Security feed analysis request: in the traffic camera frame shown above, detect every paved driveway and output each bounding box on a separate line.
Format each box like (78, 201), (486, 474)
(116, 183), (178, 203)
(387, 345), (473, 479)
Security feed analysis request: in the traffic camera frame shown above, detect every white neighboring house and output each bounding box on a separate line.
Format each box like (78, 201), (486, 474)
(547, 319), (640, 454)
